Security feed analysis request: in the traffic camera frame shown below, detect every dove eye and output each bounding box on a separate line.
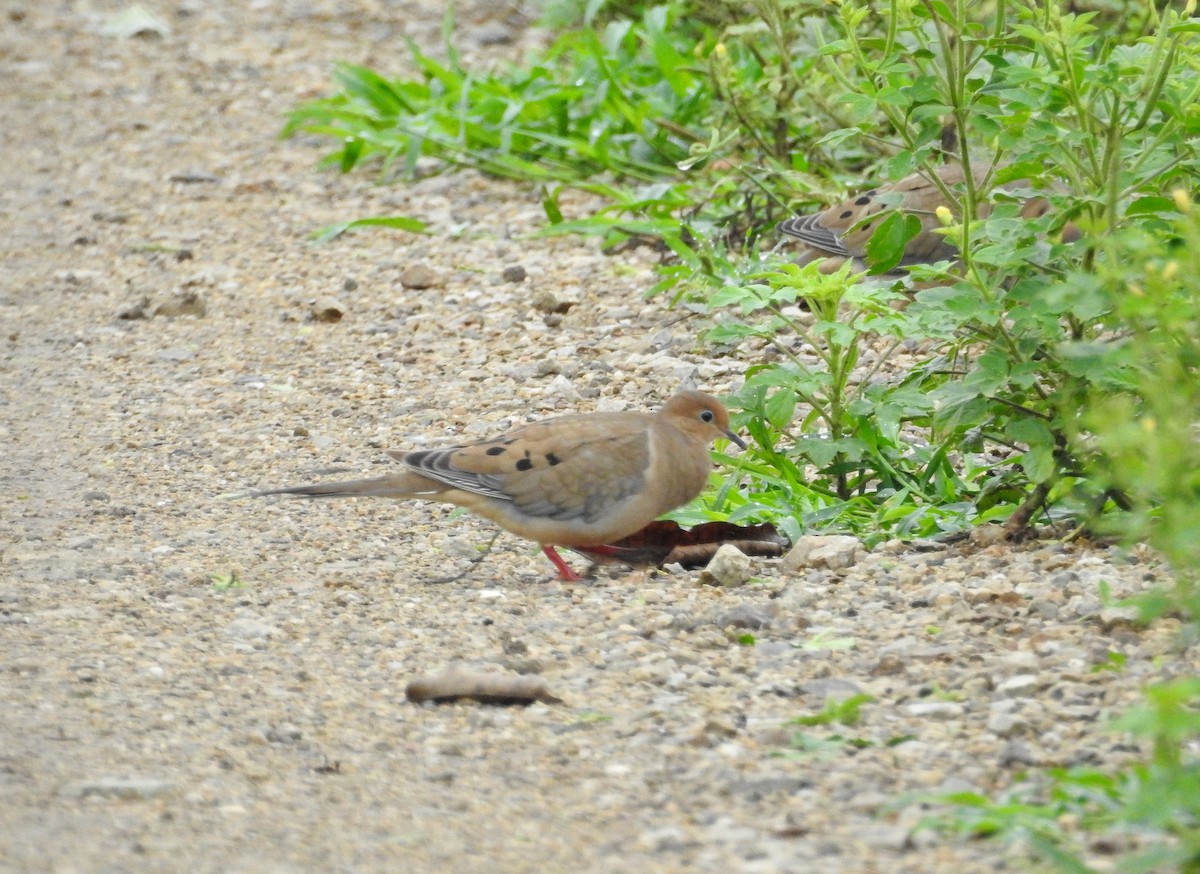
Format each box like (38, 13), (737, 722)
(699, 409), (715, 423)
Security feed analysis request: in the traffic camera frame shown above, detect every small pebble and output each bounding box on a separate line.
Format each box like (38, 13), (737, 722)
(63, 778), (174, 801)
(153, 291), (206, 318)
(400, 264), (441, 289)
(698, 544), (753, 587)
(310, 297), (345, 322)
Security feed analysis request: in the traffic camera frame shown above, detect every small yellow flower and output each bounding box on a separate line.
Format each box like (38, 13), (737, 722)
(1173, 188), (1192, 213)
(935, 206), (953, 226)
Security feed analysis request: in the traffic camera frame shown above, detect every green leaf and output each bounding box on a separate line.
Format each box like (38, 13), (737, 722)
(1126, 196), (1181, 217)
(1019, 444), (1057, 484)
(1007, 416), (1055, 450)
(339, 137), (363, 173)
(541, 186), (564, 224)
(864, 213), (923, 274)
(311, 215), (429, 243)
(764, 389), (797, 431)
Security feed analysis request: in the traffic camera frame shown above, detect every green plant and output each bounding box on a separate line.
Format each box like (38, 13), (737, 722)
(1091, 651), (1128, 674)
(926, 678), (1200, 873)
(311, 215), (427, 243)
(773, 694), (878, 759)
(284, 7), (709, 183)
(706, 257), (1016, 540)
(794, 629), (857, 651)
(1070, 196), (1200, 626)
(774, 731), (847, 760)
(789, 693), (876, 727)
(209, 570), (246, 591)
(699, 0), (1200, 542)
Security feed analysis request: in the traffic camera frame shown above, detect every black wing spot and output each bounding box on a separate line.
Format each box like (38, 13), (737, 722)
(545, 452), (562, 466)
(485, 446), (506, 456)
(515, 458), (533, 472)
(861, 221), (874, 232)
(840, 210), (853, 219)
(854, 196), (871, 205)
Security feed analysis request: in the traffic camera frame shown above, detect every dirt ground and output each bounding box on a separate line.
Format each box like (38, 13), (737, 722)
(2, 3), (1195, 873)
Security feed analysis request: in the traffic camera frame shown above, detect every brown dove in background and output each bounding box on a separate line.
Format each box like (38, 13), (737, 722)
(256, 390), (746, 581)
(779, 163), (1075, 274)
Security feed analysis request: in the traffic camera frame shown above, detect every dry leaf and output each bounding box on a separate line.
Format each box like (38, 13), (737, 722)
(573, 520), (787, 569)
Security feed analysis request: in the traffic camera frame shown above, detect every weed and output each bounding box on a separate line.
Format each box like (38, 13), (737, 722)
(790, 694), (876, 728)
(209, 570), (246, 591)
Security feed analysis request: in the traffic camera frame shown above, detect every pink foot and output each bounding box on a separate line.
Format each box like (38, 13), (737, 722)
(541, 545), (582, 581)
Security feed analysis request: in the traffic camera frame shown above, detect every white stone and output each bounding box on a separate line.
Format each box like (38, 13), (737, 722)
(698, 544), (752, 587)
(781, 535), (863, 572)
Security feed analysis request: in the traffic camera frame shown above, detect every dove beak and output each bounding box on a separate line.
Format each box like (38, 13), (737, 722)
(724, 429), (748, 451)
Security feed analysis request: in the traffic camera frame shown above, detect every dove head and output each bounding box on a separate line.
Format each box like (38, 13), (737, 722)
(662, 390), (747, 450)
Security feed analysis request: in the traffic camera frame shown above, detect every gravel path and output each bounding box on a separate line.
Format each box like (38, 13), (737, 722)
(2, 3), (1195, 872)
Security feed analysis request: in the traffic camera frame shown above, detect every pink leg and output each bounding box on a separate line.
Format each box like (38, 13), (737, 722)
(541, 545), (582, 581)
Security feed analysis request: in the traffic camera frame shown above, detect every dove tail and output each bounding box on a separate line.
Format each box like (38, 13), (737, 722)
(254, 473), (433, 500)
(778, 215), (848, 257)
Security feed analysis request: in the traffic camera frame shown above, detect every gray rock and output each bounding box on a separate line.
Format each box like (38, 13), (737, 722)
(64, 777), (174, 800)
(168, 171), (219, 185)
(153, 290), (206, 318)
(475, 23), (514, 47)
(996, 674), (1040, 696)
(310, 297), (345, 323)
(226, 617), (280, 640)
(531, 289), (572, 314)
(543, 374), (581, 402)
(903, 702), (964, 719)
(116, 297), (150, 320)
(1099, 605), (1141, 629)
(731, 775), (812, 798)
(715, 604), (771, 630)
(156, 347), (194, 362)
(999, 740), (1041, 767)
(799, 678), (864, 699)
(860, 824), (913, 851)
(265, 724), (302, 744)
(698, 544), (752, 587)
(400, 264), (441, 289)
(1030, 599), (1060, 619)
(986, 706), (1025, 736)
(781, 535), (863, 572)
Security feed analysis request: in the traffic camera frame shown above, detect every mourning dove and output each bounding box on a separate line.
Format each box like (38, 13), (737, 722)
(779, 163), (1072, 274)
(257, 390), (746, 581)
